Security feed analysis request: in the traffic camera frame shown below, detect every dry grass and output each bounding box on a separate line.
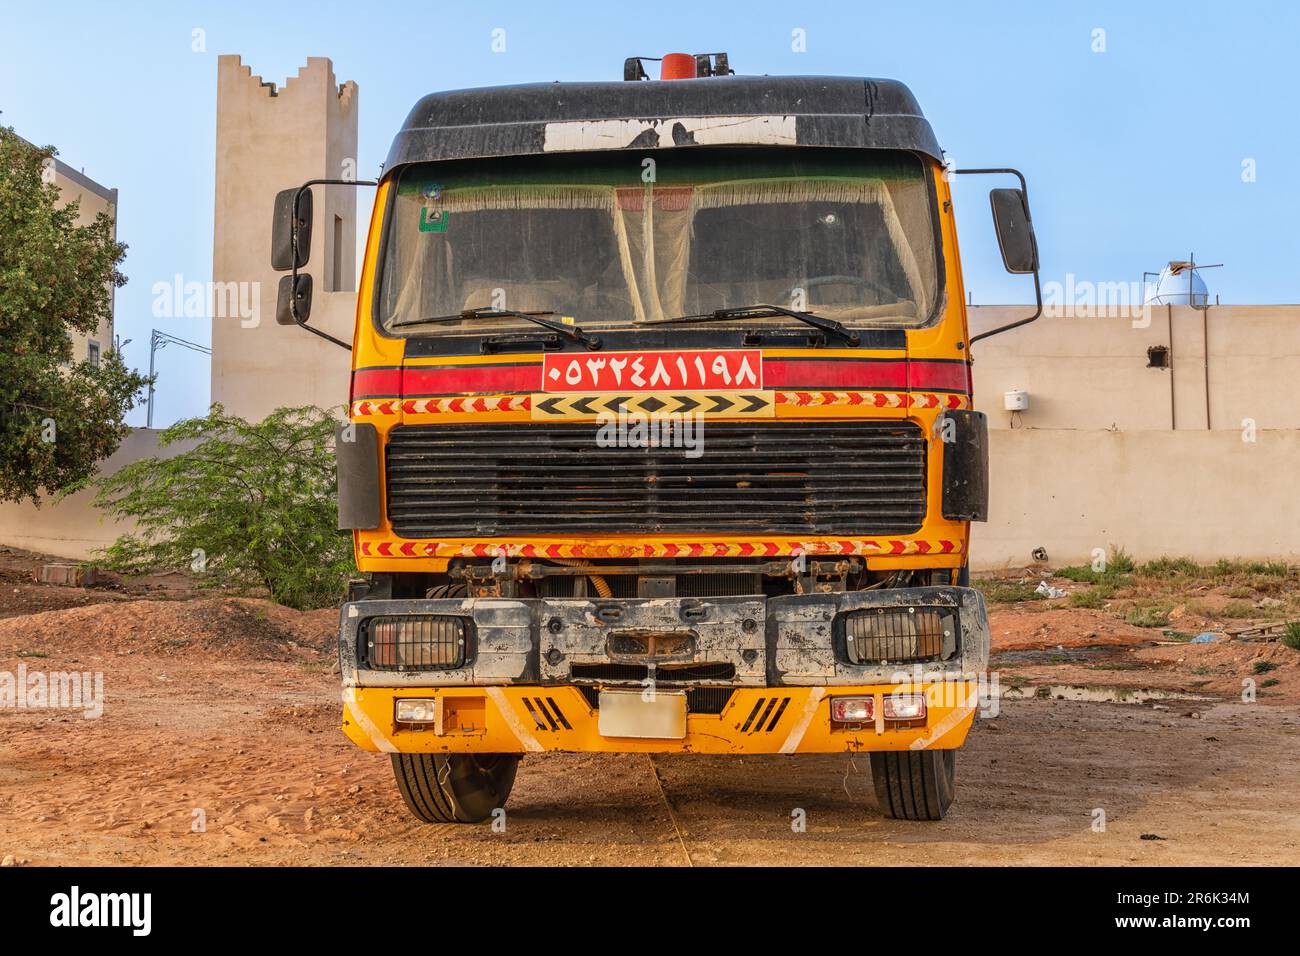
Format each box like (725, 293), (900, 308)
(980, 554), (1300, 636)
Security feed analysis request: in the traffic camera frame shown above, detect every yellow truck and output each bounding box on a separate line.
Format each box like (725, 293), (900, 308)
(271, 50), (1040, 823)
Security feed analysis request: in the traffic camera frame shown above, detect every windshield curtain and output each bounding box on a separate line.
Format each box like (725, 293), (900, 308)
(377, 149), (939, 333)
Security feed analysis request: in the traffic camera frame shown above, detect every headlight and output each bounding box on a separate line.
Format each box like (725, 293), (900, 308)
(395, 698), (439, 723)
(366, 615), (467, 670)
(841, 607), (956, 664)
(830, 696), (874, 723)
(882, 693), (927, 721)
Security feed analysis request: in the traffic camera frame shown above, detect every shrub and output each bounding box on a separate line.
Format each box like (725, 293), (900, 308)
(0, 128), (150, 502)
(1108, 548), (1136, 574)
(95, 405), (351, 610)
(1219, 601), (1255, 619)
(1137, 556), (1200, 578)
(1055, 547), (1133, 586)
(1125, 604), (1172, 628)
(1069, 589), (1108, 609)
(1212, 559), (1292, 580)
(1283, 622), (1300, 652)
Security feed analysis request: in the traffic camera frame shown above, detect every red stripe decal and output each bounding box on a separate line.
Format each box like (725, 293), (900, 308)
(908, 360), (970, 392)
(402, 365), (539, 396)
(765, 359), (907, 390)
(350, 356), (970, 402)
(350, 369), (402, 398)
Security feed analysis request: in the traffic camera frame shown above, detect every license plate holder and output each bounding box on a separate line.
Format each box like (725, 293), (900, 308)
(597, 689), (687, 739)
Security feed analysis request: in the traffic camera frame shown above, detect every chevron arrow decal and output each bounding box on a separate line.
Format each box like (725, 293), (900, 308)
(536, 396), (564, 416)
(357, 538), (964, 560)
(529, 390), (774, 420)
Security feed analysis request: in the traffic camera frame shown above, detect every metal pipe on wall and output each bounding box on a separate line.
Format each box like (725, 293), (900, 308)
(1167, 305), (1176, 431)
(1203, 306), (1211, 430)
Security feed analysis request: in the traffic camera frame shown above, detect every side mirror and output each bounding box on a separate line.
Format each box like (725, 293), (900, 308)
(952, 168), (1043, 344)
(271, 187), (312, 271)
(276, 274), (313, 325)
(269, 176), (377, 350)
(989, 187), (1038, 274)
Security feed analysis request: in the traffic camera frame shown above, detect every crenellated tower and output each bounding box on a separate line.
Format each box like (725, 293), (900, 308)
(210, 55), (360, 418)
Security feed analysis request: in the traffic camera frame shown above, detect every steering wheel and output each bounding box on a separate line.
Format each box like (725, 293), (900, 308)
(788, 274), (897, 304)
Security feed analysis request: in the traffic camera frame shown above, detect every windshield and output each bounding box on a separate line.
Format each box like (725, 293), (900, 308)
(377, 148), (940, 333)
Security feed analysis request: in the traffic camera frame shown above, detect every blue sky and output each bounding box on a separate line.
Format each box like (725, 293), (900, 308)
(2, 0), (1296, 426)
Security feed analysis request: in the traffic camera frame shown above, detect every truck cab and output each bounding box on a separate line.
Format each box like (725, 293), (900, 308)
(272, 52), (1040, 823)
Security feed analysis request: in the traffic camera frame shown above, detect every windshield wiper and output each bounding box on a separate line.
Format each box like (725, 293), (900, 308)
(391, 307), (602, 350)
(643, 304), (860, 346)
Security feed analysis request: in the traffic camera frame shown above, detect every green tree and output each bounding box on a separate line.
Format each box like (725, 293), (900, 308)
(94, 405), (352, 610)
(0, 127), (150, 503)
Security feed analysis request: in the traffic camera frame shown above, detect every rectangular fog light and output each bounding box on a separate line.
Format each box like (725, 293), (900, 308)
(367, 615), (467, 670)
(841, 607), (956, 665)
(830, 696), (874, 723)
(395, 698), (439, 724)
(883, 693), (927, 721)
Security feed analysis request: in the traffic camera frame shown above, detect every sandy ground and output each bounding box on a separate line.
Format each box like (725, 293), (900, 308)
(2, 549), (1299, 866)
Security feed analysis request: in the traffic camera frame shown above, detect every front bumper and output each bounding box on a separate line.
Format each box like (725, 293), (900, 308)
(338, 586), (990, 755)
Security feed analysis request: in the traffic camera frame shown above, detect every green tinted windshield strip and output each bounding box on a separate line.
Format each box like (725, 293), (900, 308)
(392, 147), (925, 194)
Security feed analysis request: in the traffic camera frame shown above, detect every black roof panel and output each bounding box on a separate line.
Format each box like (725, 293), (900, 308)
(384, 75), (942, 172)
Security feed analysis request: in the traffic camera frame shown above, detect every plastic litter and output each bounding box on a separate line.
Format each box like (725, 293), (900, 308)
(1035, 581), (1067, 599)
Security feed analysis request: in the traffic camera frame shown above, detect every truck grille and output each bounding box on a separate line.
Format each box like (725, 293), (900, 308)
(384, 421), (926, 537)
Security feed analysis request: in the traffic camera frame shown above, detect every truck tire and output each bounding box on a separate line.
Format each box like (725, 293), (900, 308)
(870, 749), (956, 821)
(390, 753), (519, 824)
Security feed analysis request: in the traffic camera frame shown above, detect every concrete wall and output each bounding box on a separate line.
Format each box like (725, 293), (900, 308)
(966, 304), (1300, 567)
(0, 430), (167, 560)
(973, 428), (1300, 570)
(209, 56), (358, 420)
(969, 304), (1300, 431)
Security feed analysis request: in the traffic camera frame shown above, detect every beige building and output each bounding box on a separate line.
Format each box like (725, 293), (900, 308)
(30, 137), (119, 366)
(209, 56), (358, 418)
(0, 139), (121, 556)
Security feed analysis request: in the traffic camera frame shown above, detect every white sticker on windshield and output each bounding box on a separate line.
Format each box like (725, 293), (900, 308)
(542, 115), (797, 152)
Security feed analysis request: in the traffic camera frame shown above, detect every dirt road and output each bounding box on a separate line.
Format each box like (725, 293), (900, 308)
(3, 626), (1298, 866)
